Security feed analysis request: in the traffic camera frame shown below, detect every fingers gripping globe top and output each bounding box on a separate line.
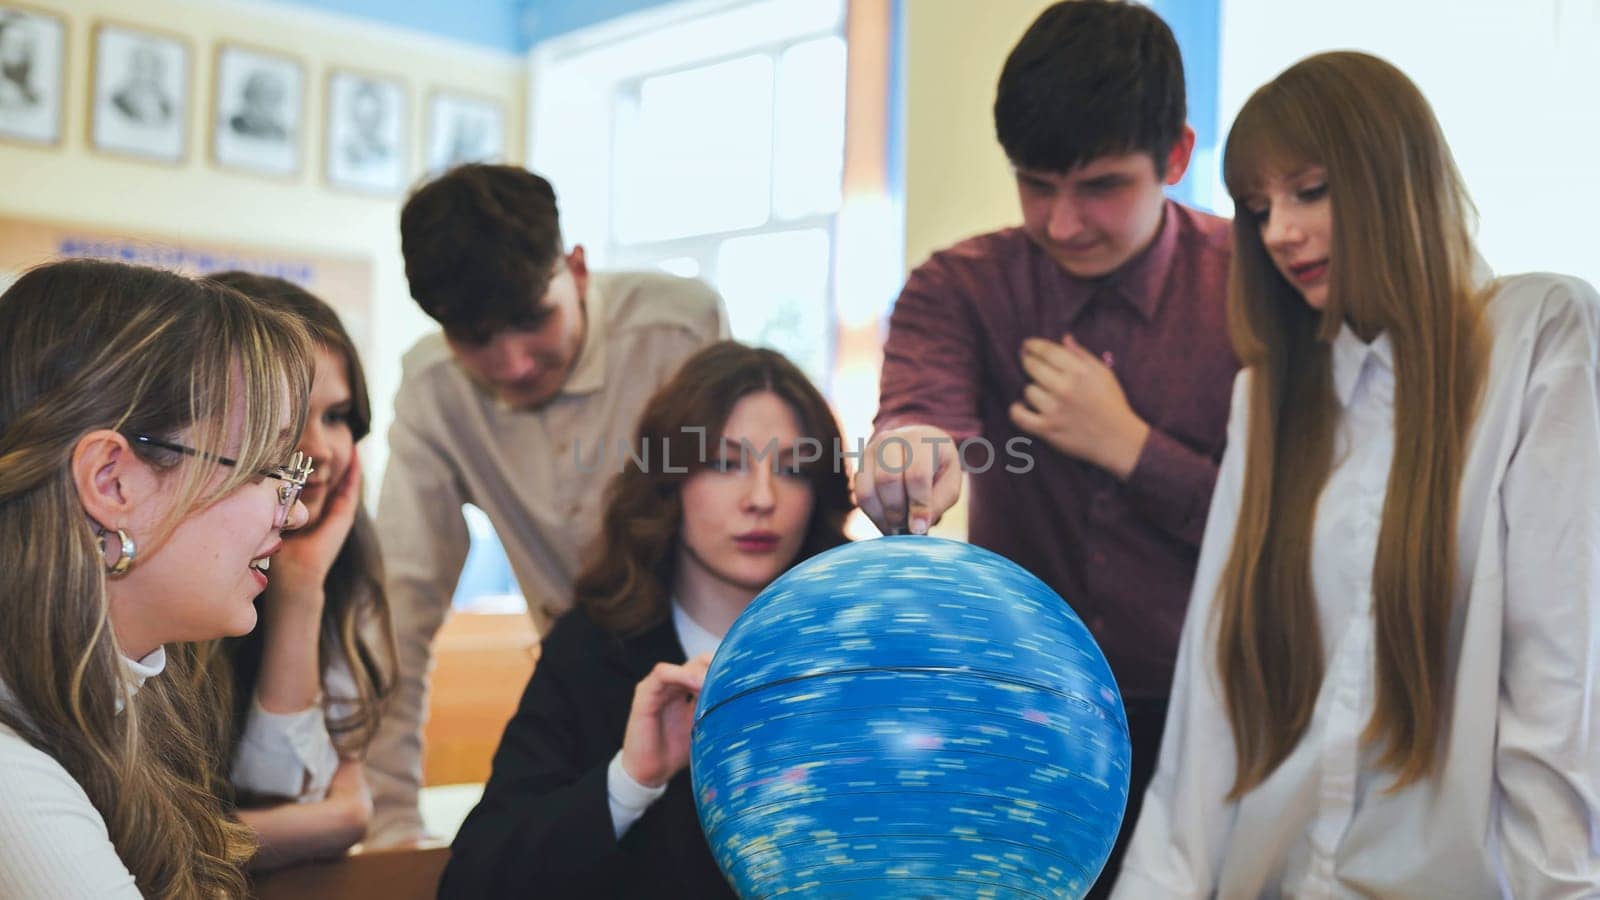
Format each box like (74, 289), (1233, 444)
(691, 536), (1131, 899)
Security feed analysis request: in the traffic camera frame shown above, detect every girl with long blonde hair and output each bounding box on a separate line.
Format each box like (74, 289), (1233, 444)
(0, 259), (313, 898)
(1114, 52), (1600, 897)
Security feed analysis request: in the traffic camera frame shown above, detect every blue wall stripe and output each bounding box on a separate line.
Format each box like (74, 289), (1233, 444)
(274, 0), (525, 53)
(520, 0), (683, 47)
(1149, 0), (1223, 212)
(885, 0), (907, 217)
(275, 0), (684, 53)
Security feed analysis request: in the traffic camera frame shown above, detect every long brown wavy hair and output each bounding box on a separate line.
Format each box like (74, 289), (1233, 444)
(204, 272), (396, 760)
(0, 259), (313, 897)
(1217, 51), (1489, 795)
(576, 342), (853, 636)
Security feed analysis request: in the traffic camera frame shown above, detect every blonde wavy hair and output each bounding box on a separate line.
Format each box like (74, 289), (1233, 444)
(0, 259), (313, 897)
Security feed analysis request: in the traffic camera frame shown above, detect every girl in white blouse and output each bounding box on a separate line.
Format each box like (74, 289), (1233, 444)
(205, 272), (397, 870)
(0, 259), (314, 898)
(1112, 51), (1600, 898)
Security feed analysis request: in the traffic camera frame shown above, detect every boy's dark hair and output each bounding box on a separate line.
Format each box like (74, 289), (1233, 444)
(994, 0), (1186, 176)
(399, 164), (565, 343)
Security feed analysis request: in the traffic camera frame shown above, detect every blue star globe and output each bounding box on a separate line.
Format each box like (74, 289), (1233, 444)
(691, 536), (1130, 898)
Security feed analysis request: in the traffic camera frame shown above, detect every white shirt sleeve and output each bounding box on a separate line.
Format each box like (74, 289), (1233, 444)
(1111, 370), (1251, 900)
(231, 698), (340, 801)
(0, 730), (144, 899)
(606, 751), (668, 840)
(230, 654), (362, 803)
(1495, 304), (1600, 894)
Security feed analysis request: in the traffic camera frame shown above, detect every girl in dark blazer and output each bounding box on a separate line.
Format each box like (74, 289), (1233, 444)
(439, 342), (854, 898)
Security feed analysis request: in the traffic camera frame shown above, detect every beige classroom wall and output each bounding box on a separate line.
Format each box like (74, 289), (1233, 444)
(0, 0), (526, 479)
(898, 0), (1055, 271)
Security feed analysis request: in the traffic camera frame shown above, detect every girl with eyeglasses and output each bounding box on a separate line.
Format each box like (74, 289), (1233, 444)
(0, 259), (314, 898)
(203, 271), (398, 871)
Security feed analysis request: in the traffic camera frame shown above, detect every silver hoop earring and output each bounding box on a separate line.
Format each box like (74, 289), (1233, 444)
(97, 527), (136, 576)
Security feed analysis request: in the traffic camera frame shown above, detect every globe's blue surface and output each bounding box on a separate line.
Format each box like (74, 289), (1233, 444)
(691, 536), (1130, 899)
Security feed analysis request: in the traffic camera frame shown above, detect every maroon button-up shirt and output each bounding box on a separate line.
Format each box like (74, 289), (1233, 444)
(876, 200), (1236, 699)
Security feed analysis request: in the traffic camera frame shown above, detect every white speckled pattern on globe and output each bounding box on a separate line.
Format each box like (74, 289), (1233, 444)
(691, 537), (1130, 899)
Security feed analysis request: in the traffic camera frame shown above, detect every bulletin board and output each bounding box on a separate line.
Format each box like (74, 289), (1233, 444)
(0, 214), (374, 356)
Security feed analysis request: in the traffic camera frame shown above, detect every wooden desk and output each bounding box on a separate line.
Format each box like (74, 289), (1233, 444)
(251, 844), (450, 900)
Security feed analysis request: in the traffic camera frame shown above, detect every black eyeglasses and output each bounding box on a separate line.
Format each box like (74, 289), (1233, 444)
(128, 434), (314, 528)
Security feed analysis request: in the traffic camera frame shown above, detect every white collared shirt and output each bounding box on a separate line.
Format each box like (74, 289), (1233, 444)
(606, 602), (724, 840)
(229, 659), (356, 802)
(120, 646), (166, 685)
(670, 601), (722, 662)
(1115, 272), (1600, 899)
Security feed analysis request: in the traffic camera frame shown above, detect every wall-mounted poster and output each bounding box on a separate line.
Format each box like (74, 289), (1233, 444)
(0, 4), (66, 146)
(0, 213), (375, 358)
(90, 22), (190, 163)
(426, 89), (505, 174)
(213, 43), (304, 178)
(325, 68), (407, 194)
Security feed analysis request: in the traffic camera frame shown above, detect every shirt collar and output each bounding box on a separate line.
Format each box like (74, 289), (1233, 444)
(1104, 200), (1180, 322)
(115, 645), (167, 713)
(1041, 199), (1180, 327)
(559, 277), (608, 397)
(122, 646), (167, 687)
(1330, 322), (1395, 408)
(0, 647), (167, 718)
(671, 601), (722, 661)
(1329, 251), (1488, 408)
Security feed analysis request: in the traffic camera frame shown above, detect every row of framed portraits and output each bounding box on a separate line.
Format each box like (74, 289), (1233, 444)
(0, 6), (509, 193)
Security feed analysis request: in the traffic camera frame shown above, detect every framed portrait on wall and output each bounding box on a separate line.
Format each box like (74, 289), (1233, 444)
(212, 43), (304, 178)
(0, 4), (66, 146)
(425, 89), (506, 174)
(90, 22), (189, 163)
(325, 68), (407, 194)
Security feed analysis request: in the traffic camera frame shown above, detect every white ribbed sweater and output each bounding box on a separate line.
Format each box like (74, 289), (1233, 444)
(0, 651), (164, 898)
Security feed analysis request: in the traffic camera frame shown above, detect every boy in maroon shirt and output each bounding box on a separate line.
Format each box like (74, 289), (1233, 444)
(856, 2), (1236, 894)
